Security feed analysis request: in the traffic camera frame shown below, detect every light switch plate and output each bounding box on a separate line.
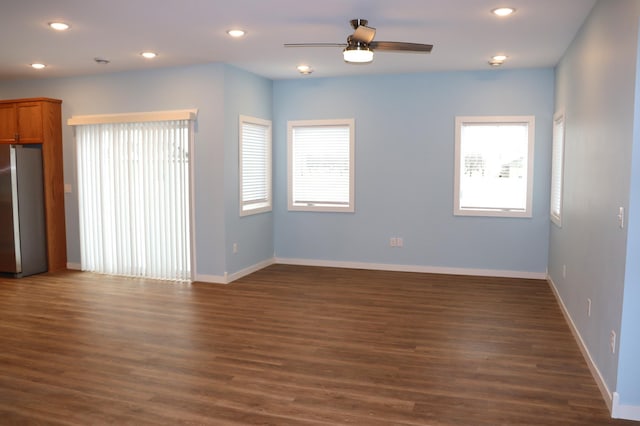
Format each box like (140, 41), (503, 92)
(618, 207), (625, 229)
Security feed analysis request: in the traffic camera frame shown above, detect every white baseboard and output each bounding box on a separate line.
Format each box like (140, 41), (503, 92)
(65, 262), (271, 284)
(226, 258), (276, 283)
(193, 273), (229, 284)
(547, 276), (614, 413)
(612, 392), (640, 420)
(275, 257), (547, 280)
(194, 258), (276, 284)
(70, 258), (545, 283)
(66, 263), (229, 283)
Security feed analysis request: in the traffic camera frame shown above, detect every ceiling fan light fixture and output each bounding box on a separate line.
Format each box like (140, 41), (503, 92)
(343, 45), (373, 63)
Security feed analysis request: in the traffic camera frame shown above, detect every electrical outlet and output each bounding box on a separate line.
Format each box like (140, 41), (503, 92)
(562, 264), (566, 279)
(610, 330), (616, 354)
(233, 243), (238, 254)
(390, 237), (403, 248)
(587, 298), (591, 317)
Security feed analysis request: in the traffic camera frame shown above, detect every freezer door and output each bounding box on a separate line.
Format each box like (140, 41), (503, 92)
(14, 145), (47, 276)
(0, 144), (20, 273)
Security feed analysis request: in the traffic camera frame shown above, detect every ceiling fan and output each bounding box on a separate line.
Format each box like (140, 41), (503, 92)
(284, 19), (433, 64)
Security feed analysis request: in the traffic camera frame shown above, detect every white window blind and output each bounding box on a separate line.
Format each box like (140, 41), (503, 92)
(454, 116), (535, 218)
(288, 119), (354, 212)
(240, 115), (272, 216)
(71, 114), (193, 281)
(550, 112), (565, 226)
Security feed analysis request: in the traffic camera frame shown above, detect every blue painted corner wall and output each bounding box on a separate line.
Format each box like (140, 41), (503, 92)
(549, 0), (640, 416)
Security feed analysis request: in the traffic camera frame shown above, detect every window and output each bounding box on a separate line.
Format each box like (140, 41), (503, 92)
(454, 116), (535, 217)
(550, 112), (565, 226)
(69, 109), (196, 281)
(239, 115), (272, 216)
(288, 119), (355, 212)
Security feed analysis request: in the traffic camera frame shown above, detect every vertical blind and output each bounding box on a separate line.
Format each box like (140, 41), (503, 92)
(74, 119), (192, 281)
(289, 122), (353, 210)
(240, 117), (271, 215)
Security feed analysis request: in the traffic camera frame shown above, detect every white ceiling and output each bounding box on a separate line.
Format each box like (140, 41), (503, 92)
(0, 0), (596, 82)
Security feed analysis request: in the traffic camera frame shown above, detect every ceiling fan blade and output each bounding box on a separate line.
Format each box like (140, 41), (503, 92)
(284, 43), (347, 48)
(352, 25), (376, 44)
(370, 41), (433, 53)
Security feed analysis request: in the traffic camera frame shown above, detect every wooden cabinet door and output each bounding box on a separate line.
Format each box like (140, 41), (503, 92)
(16, 102), (43, 142)
(0, 103), (17, 143)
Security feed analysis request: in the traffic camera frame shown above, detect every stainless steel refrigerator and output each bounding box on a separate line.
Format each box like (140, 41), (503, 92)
(0, 144), (48, 277)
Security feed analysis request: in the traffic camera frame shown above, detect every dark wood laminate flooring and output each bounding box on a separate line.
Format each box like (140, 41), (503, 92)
(0, 264), (636, 425)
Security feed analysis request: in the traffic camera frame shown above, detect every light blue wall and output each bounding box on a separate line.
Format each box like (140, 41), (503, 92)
(618, 11), (640, 406)
(550, 0), (640, 404)
(0, 64), (229, 277)
(273, 70), (553, 274)
(222, 66), (274, 274)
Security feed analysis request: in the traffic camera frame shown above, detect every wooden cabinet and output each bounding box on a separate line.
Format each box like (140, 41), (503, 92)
(0, 98), (67, 272)
(0, 101), (45, 143)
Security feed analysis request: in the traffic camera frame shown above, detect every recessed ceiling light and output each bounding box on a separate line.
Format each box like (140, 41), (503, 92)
(227, 29), (246, 38)
(297, 65), (313, 75)
(488, 60), (503, 67)
(31, 63), (46, 69)
(492, 7), (516, 17)
(492, 55), (508, 61)
(94, 57), (110, 65)
(141, 51), (157, 59)
(48, 22), (70, 31)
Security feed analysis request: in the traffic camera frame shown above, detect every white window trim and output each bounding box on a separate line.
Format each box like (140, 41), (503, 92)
(550, 111), (565, 227)
(239, 115), (272, 217)
(287, 118), (355, 213)
(454, 115), (535, 218)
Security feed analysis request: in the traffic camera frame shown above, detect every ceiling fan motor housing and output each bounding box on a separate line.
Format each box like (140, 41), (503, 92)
(350, 19), (368, 29)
